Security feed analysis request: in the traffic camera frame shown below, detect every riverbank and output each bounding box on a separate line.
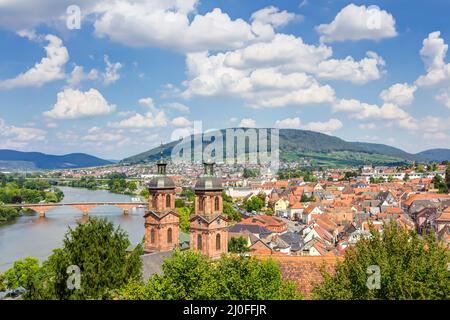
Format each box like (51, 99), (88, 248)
(0, 208), (36, 225)
(0, 187), (146, 272)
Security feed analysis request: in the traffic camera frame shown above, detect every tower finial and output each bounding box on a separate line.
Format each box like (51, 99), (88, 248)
(203, 159), (215, 176)
(157, 141), (167, 174)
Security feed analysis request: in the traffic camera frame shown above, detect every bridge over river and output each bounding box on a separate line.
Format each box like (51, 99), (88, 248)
(5, 202), (148, 217)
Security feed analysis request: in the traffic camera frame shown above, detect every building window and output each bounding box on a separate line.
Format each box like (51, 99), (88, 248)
(166, 195), (171, 208)
(151, 229), (155, 244)
(197, 234), (202, 250)
(216, 233), (221, 251)
(167, 228), (172, 244)
(215, 196), (220, 211)
(199, 197), (204, 212)
(152, 195), (157, 209)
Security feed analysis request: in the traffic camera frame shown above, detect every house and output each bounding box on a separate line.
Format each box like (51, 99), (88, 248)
(287, 202), (304, 221)
(434, 206), (450, 233)
(302, 238), (330, 256)
(348, 229), (372, 244)
(413, 207), (439, 234)
(249, 239), (273, 255)
(240, 215), (288, 233)
(228, 223), (272, 239)
(301, 204), (323, 224)
(274, 198), (289, 217)
(279, 231), (303, 254)
(303, 223), (335, 246)
(265, 234), (291, 254)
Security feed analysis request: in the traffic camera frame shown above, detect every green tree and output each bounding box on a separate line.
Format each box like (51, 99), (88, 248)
(24, 217), (143, 300)
(0, 206), (20, 224)
(126, 181), (137, 193)
(222, 191), (233, 203)
(313, 223), (450, 300)
(430, 163), (438, 172)
(45, 192), (59, 203)
(175, 199), (186, 208)
(301, 194), (315, 202)
(228, 236), (250, 254)
(432, 174), (449, 194)
(181, 188), (195, 202)
(1, 257), (40, 290)
(177, 207), (191, 233)
(243, 168), (260, 178)
(223, 201), (242, 222)
(244, 196), (264, 212)
(140, 188), (149, 199)
(344, 171), (358, 181)
(403, 173), (410, 182)
(446, 164), (450, 188)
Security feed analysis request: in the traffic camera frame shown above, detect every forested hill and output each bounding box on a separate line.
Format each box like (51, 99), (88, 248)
(122, 128), (447, 167)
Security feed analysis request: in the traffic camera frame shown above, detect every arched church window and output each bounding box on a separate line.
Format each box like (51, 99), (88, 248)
(197, 234), (203, 250)
(199, 197), (204, 212)
(166, 195), (171, 208)
(216, 233), (221, 251)
(151, 229), (155, 243)
(152, 195), (157, 209)
(215, 196), (220, 211)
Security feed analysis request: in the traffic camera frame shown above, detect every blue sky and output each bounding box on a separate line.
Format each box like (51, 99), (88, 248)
(0, 0), (449, 159)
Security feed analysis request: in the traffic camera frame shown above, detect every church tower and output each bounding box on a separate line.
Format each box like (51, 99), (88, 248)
(143, 152), (179, 253)
(190, 161), (228, 259)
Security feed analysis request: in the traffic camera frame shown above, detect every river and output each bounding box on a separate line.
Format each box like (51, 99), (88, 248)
(0, 187), (146, 272)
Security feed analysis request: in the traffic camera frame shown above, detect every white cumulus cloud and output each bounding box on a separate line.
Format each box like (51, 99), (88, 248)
(380, 83), (417, 106)
(302, 118), (343, 134)
(416, 31), (450, 87)
(0, 34), (69, 90)
(316, 4), (397, 43)
(44, 88), (116, 119)
(274, 117), (301, 128)
(238, 118), (257, 127)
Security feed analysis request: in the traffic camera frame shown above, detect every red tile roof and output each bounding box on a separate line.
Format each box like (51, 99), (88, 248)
(254, 255), (341, 299)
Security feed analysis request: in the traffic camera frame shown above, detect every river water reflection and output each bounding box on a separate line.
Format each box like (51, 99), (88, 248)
(0, 187), (145, 272)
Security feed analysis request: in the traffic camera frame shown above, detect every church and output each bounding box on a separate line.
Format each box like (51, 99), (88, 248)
(143, 157), (228, 259)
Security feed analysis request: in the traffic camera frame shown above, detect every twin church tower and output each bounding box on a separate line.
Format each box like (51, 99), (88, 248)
(143, 156), (228, 259)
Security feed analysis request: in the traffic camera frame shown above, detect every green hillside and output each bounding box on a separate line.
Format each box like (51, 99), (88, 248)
(121, 128), (432, 167)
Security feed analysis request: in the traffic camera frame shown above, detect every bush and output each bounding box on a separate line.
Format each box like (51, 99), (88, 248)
(118, 250), (301, 300)
(313, 223), (450, 300)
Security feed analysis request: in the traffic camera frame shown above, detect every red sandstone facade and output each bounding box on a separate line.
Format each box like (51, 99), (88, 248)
(143, 161), (229, 258)
(189, 214), (228, 259)
(144, 211), (179, 252)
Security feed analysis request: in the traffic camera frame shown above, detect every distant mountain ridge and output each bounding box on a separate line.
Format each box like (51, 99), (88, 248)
(0, 150), (112, 170)
(416, 149), (450, 162)
(122, 128), (450, 167)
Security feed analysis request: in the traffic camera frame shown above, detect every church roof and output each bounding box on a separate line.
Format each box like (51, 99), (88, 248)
(194, 161), (223, 191)
(189, 213), (229, 224)
(147, 175), (175, 189)
(144, 209), (179, 219)
(194, 176), (223, 191)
